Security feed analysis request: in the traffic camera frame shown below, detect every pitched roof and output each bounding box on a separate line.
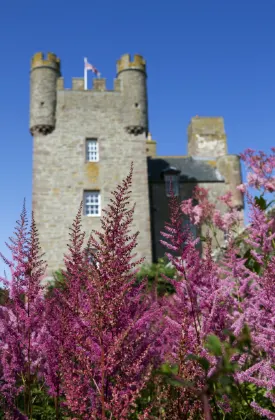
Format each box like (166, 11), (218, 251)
(148, 156), (224, 183)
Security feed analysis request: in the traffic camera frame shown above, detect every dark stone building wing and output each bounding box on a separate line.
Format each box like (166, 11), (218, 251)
(147, 156), (224, 183)
(147, 156), (224, 262)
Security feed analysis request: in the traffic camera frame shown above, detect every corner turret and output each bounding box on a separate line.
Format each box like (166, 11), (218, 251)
(29, 52), (61, 136)
(117, 54), (148, 135)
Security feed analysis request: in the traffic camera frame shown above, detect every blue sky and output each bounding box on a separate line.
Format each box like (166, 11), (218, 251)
(0, 0), (274, 276)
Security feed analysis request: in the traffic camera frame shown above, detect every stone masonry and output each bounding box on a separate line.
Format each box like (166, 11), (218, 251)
(147, 117), (244, 260)
(30, 52), (244, 277)
(30, 53), (152, 278)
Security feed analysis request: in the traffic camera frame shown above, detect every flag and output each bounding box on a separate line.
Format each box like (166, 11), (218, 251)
(84, 57), (100, 76)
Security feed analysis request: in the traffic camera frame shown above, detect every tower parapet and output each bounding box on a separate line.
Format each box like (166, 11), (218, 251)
(117, 54), (148, 135)
(117, 54), (146, 74)
(30, 52), (61, 136)
(31, 52), (60, 71)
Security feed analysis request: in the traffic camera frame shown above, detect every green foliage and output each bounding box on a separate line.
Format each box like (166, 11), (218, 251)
(49, 261), (177, 299)
(136, 257), (176, 296)
(205, 335), (223, 357)
(156, 327), (273, 419)
(46, 270), (66, 298)
(0, 287), (9, 306)
(0, 382), (67, 420)
(254, 195), (268, 211)
(26, 385), (57, 420)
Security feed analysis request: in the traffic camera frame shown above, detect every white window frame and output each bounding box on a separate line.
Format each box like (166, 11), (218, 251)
(86, 138), (99, 162)
(84, 191), (101, 217)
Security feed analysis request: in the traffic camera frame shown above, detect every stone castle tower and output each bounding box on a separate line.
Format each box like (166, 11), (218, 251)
(30, 52), (244, 277)
(30, 52), (152, 277)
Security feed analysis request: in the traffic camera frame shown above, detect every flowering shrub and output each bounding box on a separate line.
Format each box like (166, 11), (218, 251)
(152, 148), (275, 419)
(0, 150), (274, 419)
(0, 166), (165, 419)
(0, 203), (46, 419)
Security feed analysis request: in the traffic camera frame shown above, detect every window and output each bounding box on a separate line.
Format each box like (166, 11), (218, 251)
(84, 191), (101, 216)
(162, 167), (181, 197)
(86, 138), (99, 162)
(164, 174), (180, 197)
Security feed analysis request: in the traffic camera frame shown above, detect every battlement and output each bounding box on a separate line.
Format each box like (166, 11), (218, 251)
(30, 51), (148, 135)
(31, 52), (60, 71)
(56, 77), (121, 92)
(117, 54), (146, 74)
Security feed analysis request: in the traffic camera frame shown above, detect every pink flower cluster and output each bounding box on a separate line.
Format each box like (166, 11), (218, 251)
(0, 149), (275, 419)
(239, 147), (275, 193)
(158, 149), (275, 419)
(0, 167), (165, 419)
(181, 187), (242, 235)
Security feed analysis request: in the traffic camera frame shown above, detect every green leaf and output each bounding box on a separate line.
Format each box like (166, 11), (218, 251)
(159, 363), (178, 375)
(167, 376), (194, 388)
(206, 335), (222, 356)
(254, 195), (267, 211)
(219, 375), (233, 386)
(186, 354), (210, 371)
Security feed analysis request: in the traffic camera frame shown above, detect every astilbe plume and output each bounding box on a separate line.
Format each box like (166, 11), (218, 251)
(151, 194), (234, 418)
(0, 202), (47, 418)
(177, 149), (275, 418)
(224, 182), (275, 418)
(156, 151), (275, 418)
(41, 204), (90, 408)
(47, 164), (164, 419)
(239, 147), (275, 194)
(1, 149), (275, 419)
(181, 187), (242, 242)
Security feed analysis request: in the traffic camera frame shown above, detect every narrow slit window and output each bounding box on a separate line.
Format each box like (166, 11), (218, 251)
(164, 174), (180, 197)
(86, 139), (99, 162)
(84, 191), (101, 216)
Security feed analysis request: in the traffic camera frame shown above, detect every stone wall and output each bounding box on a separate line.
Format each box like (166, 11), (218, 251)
(32, 88), (152, 278)
(31, 55), (244, 277)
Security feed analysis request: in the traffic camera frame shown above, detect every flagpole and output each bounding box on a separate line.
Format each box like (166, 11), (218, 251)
(84, 57), (88, 90)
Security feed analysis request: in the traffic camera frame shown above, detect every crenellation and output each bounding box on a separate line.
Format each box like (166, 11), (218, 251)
(57, 77), (64, 90)
(117, 54), (146, 74)
(30, 52), (60, 136)
(72, 78), (84, 90)
(30, 51), (244, 277)
(31, 52), (60, 71)
(93, 78), (106, 91)
(56, 76), (121, 93)
(31, 52), (152, 277)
